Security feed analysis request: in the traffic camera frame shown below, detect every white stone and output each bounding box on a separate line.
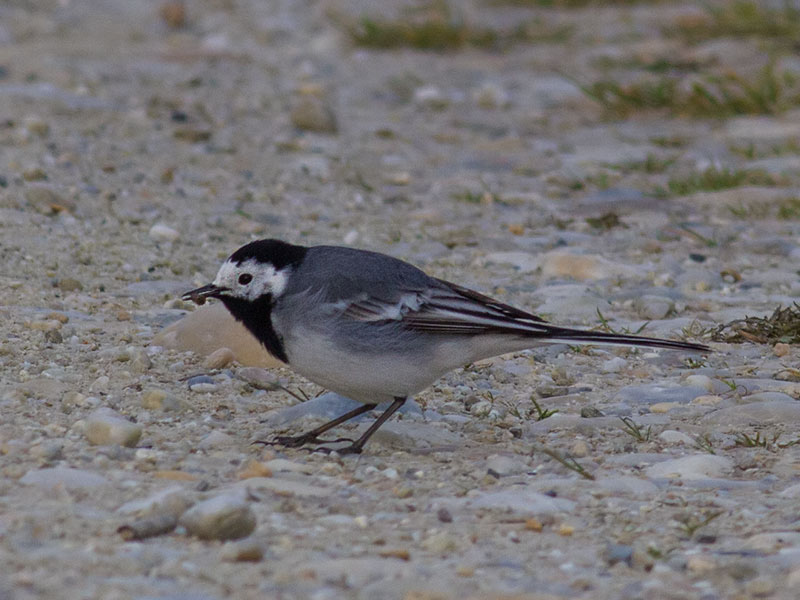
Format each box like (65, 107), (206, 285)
(658, 430), (694, 445)
(116, 485), (195, 518)
(179, 494), (256, 541)
(468, 489), (576, 514)
(645, 454), (733, 480)
(702, 401), (800, 426)
(149, 223), (180, 242)
(85, 408), (142, 447)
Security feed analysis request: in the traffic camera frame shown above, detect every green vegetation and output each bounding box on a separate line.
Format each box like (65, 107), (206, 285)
(693, 434), (716, 454)
(595, 308), (649, 336)
(729, 139), (800, 159)
(670, 1), (800, 47)
(658, 166), (781, 197)
(592, 55), (704, 75)
(675, 510), (723, 538)
(614, 153), (677, 174)
(578, 65), (800, 118)
(728, 197), (800, 220)
(536, 445), (595, 480)
(711, 303), (800, 344)
(490, 0), (664, 7)
(347, 3), (572, 51)
(586, 211), (626, 230)
(619, 417), (652, 442)
(530, 396), (558, 420)
(735, 431), (800, 449)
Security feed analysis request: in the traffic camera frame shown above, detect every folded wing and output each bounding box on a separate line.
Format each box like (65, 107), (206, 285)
(341, 278), (709, 352)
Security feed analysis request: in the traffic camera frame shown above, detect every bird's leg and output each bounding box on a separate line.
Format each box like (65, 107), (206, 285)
(253, 403), (377, 448)
(311, 397), (406, 455)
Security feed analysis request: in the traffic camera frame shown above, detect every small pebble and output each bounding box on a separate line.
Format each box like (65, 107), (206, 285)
(149, 223), (180, 242)
(422, 531), (457, 553)
(220, 539), (264, 562)
(187, 375), (218, 392)
(58, 278), (83, 292)
(24, 184), (72, 213)
(84, 408), (143, 448)
(354, 516), (369, 529)
(237, 367), (279, 390)
(238, 460), (273, 480)
(570, 440), (589, 457)
(142, 388), (170, 410)
(658, 430), (693, 445)
(290, 95), (337, 133)
(691, 394), (722, 406)
(525, 518), (543, 532)
(28, 319), (62, 332)
(118, 515), (178, 541)
(601, 357), (627, 374)
(43, 329), (63, 344)
(686, 554), (716, 574)
(179, 494), (256, 541)
(645, 454), (732, 479)
(437, 508), (453, 523)
(160, 1), (186, 29)
(20, 467), (108, 490)
(684, 374), (714, 392)
(204, 347), (236, 369)
(604, 543), (633, 566)
(774, 343), (790, 357)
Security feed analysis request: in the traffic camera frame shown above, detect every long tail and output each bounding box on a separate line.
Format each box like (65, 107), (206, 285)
(538, 325), (709, 352)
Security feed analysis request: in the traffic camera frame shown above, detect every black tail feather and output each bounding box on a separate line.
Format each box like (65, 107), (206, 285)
(541, 327), (709, 353)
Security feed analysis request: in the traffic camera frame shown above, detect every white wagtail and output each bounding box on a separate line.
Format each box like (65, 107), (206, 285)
(183, 239), (709, 454)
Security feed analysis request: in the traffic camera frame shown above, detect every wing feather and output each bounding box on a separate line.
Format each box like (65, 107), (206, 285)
(341, 278), (553, 337)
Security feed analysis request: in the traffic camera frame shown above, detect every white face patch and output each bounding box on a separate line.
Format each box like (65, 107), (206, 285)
(213, 257), (289, 302)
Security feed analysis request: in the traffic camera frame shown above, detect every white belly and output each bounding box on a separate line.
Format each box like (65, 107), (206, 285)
(282, 326), (533, 404)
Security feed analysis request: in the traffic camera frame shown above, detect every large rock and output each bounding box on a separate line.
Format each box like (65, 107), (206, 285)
(152, 303), (282, 368)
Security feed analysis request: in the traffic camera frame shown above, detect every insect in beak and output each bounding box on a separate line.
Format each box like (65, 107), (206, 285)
(181, 284), (228, 306)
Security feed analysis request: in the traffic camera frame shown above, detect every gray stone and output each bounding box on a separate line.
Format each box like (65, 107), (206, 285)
(702, 401), (800, 426)
(595, 476), (659, 497)
(631, 295), (674, 320)
(116, 485), (196, 518)
(743, 532), (800, 552)
(179, 494), (256, 541)
(290, 95), (337, 133)
(645, 454), (733, 480)
(237, 367), (280, 390)
(234, 476), (330, 498)
(187, 375), (218, 392)
(658, 430), (694, 445)
(467, 488), (576, 514)
(20, 466), (108, 489)
(485, 454), (529, 477)
(616, 384), (707, 406)
(261, 392), (421, 427)
(740, 392), (798, 403)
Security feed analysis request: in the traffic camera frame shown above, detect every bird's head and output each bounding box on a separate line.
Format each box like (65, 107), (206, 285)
(182, 239), (307, 306)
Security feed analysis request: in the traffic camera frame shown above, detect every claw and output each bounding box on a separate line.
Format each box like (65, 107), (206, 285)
(308, 443), (363, 455)
(252, 434), (356, 449)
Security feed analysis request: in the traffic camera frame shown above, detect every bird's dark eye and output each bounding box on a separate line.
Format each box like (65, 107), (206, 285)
(238, 273), (253, 285)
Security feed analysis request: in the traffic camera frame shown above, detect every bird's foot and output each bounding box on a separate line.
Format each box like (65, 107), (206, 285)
(307, 442), (363, 455)
(252, 434), (354, 449)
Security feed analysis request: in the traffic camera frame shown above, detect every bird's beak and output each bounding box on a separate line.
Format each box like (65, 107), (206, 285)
(181, 283), (228, 306)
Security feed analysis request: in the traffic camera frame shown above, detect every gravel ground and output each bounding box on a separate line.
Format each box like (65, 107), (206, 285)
(3, 1), (800, 599)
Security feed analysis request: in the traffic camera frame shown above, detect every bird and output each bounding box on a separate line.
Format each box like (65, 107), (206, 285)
(182, 238), (709, 454)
